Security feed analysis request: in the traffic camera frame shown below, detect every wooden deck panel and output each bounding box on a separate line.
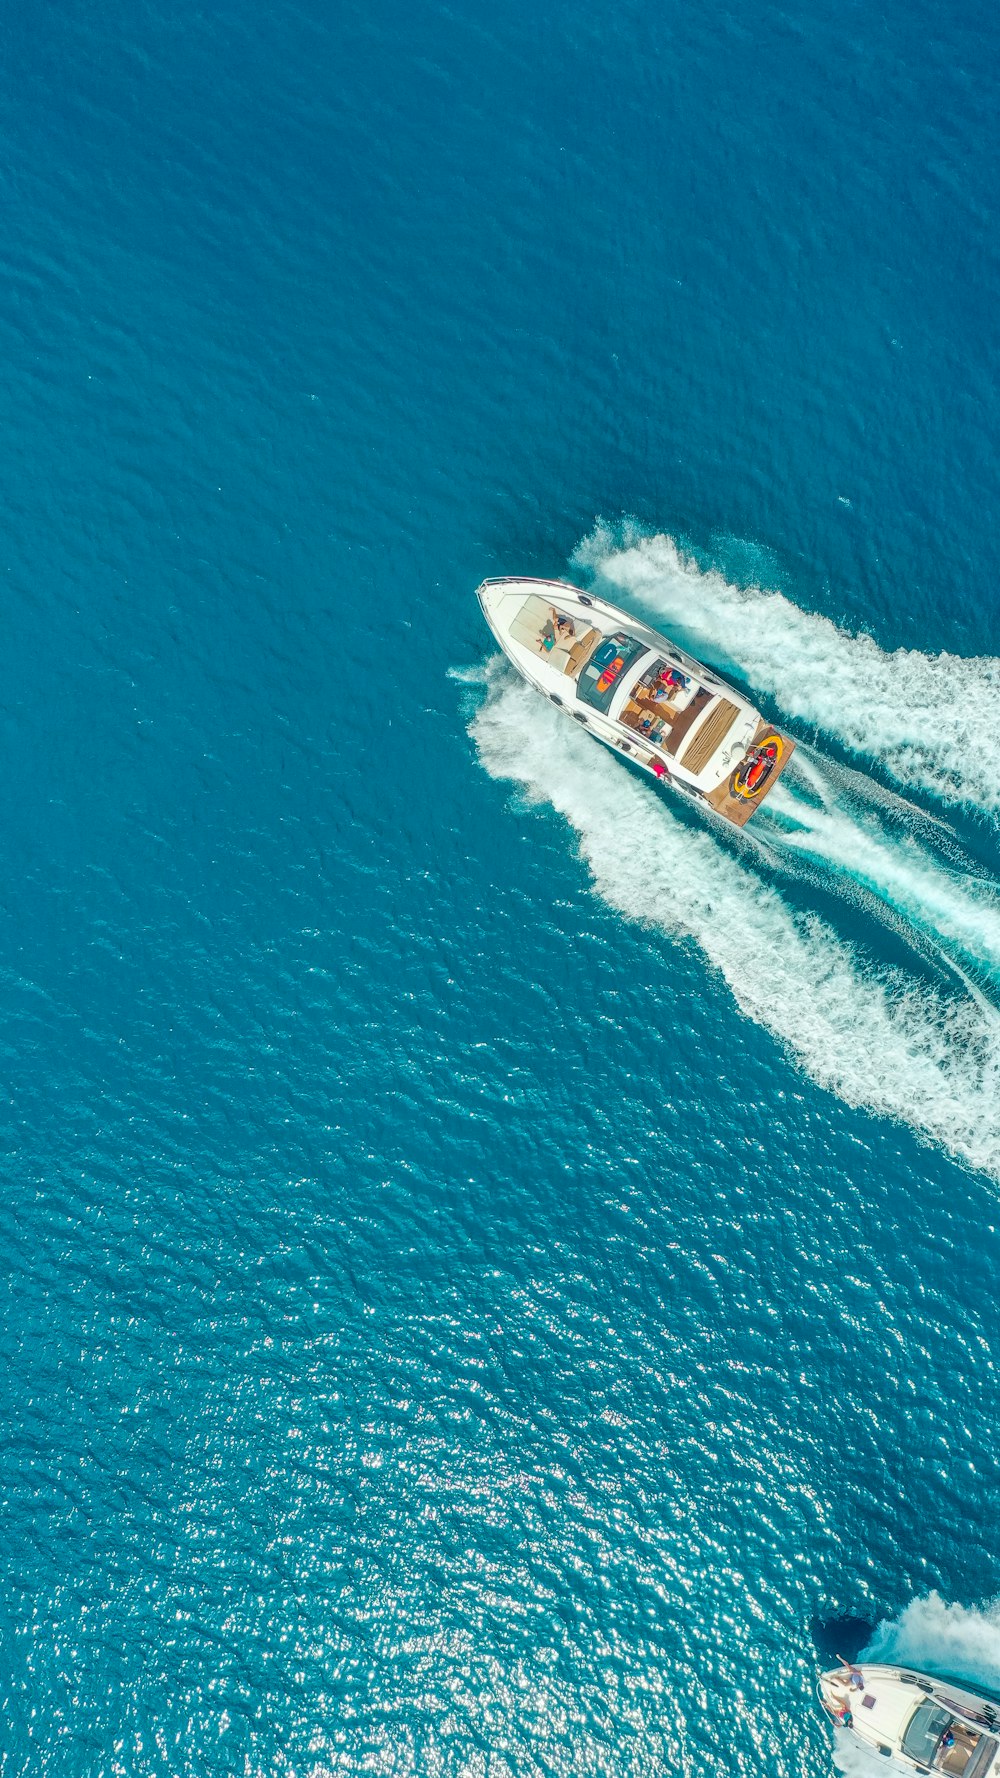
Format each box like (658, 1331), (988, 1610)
(680, 697), (741, 775)
(662, 686), (713, 757)
(703, 722), (796, 827)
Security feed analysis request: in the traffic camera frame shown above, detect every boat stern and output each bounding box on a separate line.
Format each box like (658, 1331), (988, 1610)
(702, 721), (796, 826)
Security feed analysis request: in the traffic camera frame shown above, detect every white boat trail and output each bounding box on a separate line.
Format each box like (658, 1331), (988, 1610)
(468, 662), (1000, 1180)
(750, 750), (1000, 989)
(862, 1596), (1000, 1697)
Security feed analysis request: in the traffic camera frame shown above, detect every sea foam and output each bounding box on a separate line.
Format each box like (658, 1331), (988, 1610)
(470, 663), (1000, 1179)
(574, 526), (1000, 819)
(864, 1595), (1000, 1694)
(762, 770), (1000, 987)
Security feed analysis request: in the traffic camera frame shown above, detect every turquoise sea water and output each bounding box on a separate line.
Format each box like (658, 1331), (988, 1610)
(2, 0), (1000, 1772)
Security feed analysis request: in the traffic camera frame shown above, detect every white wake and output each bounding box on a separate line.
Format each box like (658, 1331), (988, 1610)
(758, 765), (1000, 988)
(864, 1595), (1000, 1695)
(574, 525), (1000, 819)
(469, 664), (1000, 1180)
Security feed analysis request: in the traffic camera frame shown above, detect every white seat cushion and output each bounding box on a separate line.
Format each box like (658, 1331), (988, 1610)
(509, 594), (554, 654)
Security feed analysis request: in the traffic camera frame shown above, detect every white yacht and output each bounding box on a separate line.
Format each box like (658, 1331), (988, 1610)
(820, 1661), (1000, 1776)
(476, 576), (794, 827)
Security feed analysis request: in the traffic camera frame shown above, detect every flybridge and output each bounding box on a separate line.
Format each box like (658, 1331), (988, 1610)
(476, 576), (795, 828)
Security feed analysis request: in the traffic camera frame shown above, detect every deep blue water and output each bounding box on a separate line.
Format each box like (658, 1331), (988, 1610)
(2, 0), (1000, 1771)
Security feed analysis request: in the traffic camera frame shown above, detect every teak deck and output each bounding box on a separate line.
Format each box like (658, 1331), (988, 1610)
(702, 722), (796, 827)
(680, 697), (741, 775)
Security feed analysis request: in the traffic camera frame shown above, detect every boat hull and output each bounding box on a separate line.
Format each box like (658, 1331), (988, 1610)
(476, 576), (794, 827)
(819, 1661), (1000, 1775)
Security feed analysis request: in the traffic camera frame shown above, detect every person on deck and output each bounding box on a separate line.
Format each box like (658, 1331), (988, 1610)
(837, 1662), (865, 1692)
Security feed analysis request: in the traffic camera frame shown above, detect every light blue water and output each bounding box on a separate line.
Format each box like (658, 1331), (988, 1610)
(1, 0), (1000, 1771)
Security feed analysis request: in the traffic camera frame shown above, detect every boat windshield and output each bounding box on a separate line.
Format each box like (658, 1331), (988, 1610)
(903, 1706), (953, 1764)
(577, 633), (648, 713)
(903, 1703), (985, 1770)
